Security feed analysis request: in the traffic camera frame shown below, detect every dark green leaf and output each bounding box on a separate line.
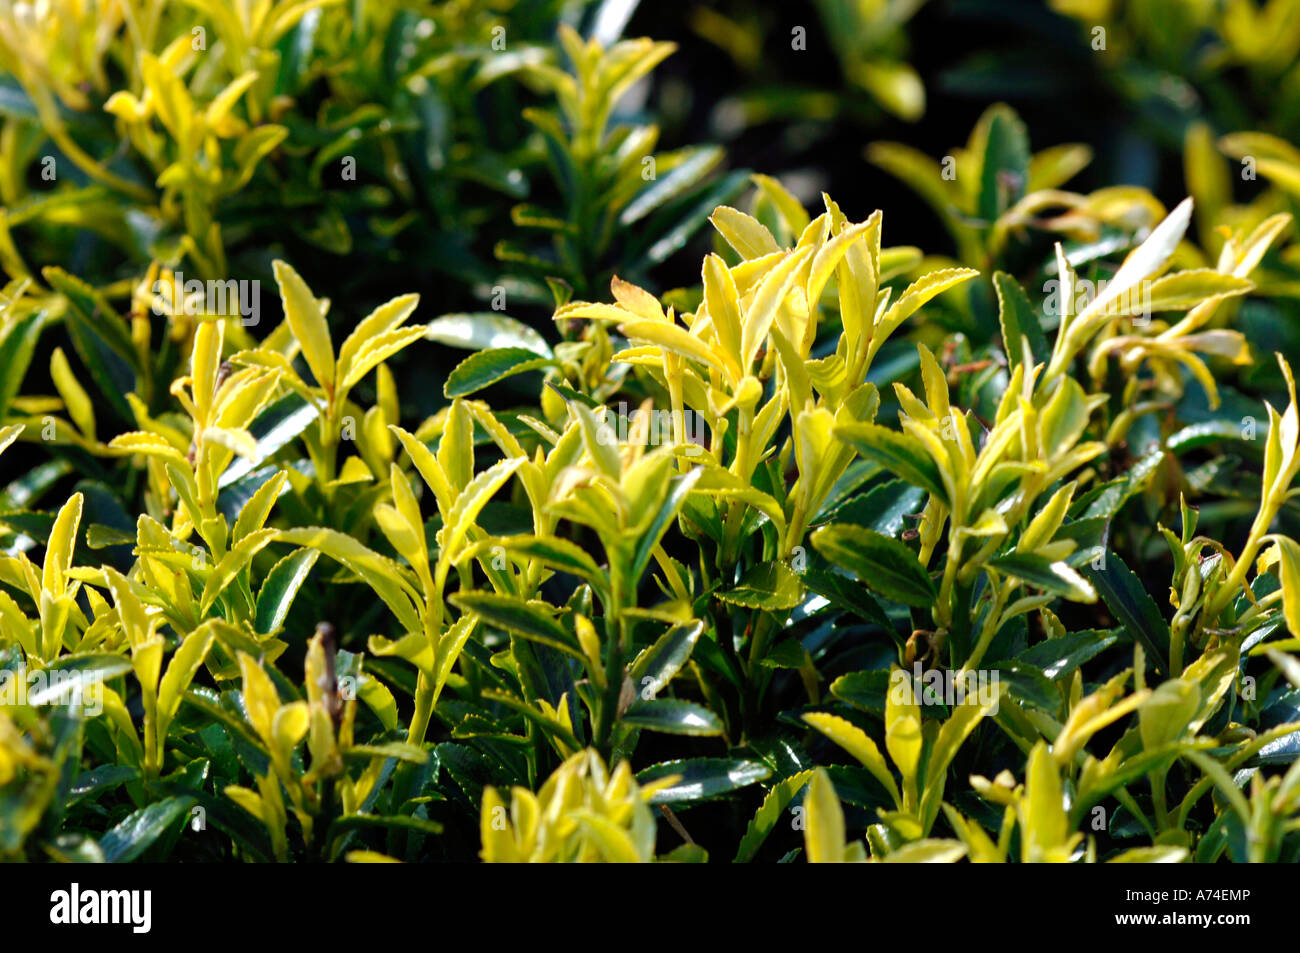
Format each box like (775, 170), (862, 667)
(444, 347), (555, 398)
(637, 758), (771, 804)
(717, 561), (803, 611)
(994, 271), (1049, 369)
(622, 699), (723, 736)
(1084, 551), (1171, 673)
(255, 548), (320, 634)
(812, 524), (936, 606)
(98, 796), (194, 862)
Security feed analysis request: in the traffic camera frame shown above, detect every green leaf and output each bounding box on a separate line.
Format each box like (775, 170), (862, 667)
(621, 146), (724, 225)
(978, 106), (1029, 221)
(630, 620), (704, 697)
(994, 271), (1049, 369)
(622, 699), (723, 736)
(824, 479), (926, 536)
(828, 670), (892, 715)
(637, 169), (751, 266)
(219, 394), (319, 492)
(717, 561), (803, 611)
(468, 533), (603, 584)
(1084, 552), (1171, 673)
(43, 268), (136, 369)
(43, 268), (135, 420)
(630, 468), (702, 580)
(801, 568), (896, 634)
(426, 313), (552, 358)
(1166, 420), (1248, 454)
(450, 591), (582, 659)
(444, 347), (555, 398)
(329, 813), (443, 838)
(69, 765), (140, 805)
(812, 524), (936, 606)
(989, 552), (1096, 602)
(989, 661), (1060, 712)
(98, 795), (194, 862)
(0, 308), (46, 422)
(254, 548), (320, 634)
(1072, 450), (1163, 520)
(29, 654), (133, 705)
(637, 758), (771, 805)
(833, 423), (948, 504)
(1014, 630), (1120, 678)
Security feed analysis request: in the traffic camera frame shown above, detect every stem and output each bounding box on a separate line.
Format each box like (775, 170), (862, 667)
(1169, 619), (1188, 675)
(743, 613), (782, 738)
(595, 568), (630, 759)
(1175, 721), (1300, 828)
(406, 674), (434, 744)
(947, 578), (974, 668)
(935, 535), (964, 629)
(1151, 768), (1170, 831)
(595, 613), (626, 759)
(720, 405), (756, 565)
(1204, 501), (1276, 621)
(961, 580), (1011, 673)
(407, 559), (451, 744)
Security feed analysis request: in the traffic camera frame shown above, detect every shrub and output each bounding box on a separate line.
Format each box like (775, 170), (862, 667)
(2, 3), (1300, 865)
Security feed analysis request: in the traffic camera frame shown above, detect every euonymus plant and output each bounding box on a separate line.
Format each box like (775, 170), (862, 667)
(3, 4), (1300, 865)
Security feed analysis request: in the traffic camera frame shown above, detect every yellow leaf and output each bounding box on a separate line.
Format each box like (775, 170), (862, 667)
(804, 768), (847, 863)
(710, 206), (781, 259)
(109, 432), (188, 465)
(200, 528), (277, 613)
(272, 260), (334, 391)
(336, 293), (420, 389)
(701, 254), (743, 374)
(741, 246), (812, 368)
(803, 712), (900, 807)
(877, 267), (980, 348)
(329, 455), (374, 486)
(855, 60), (924, 121)
(1268, 535), (1300, 637)
(237, 651), (281, 746)
(619, 319), (730, 379)
(0, 424), (22, 457)
(49, 348), (95, 441)
(1022, 742), (1073, 862)
(224, 785), (266, 823)
(751, 173), (811, 236)
(232, 470), (289, 544)
(392, 426), (456, 517)
(206, 71), (260, 131)
(436, 457), (525, 567)
(202, 426), (258, 461)
(42, 492), (83, 597)
(609, 276), (664, 321)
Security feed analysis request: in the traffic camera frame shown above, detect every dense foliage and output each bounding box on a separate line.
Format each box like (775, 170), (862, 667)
(3, 0), (1300, 864)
